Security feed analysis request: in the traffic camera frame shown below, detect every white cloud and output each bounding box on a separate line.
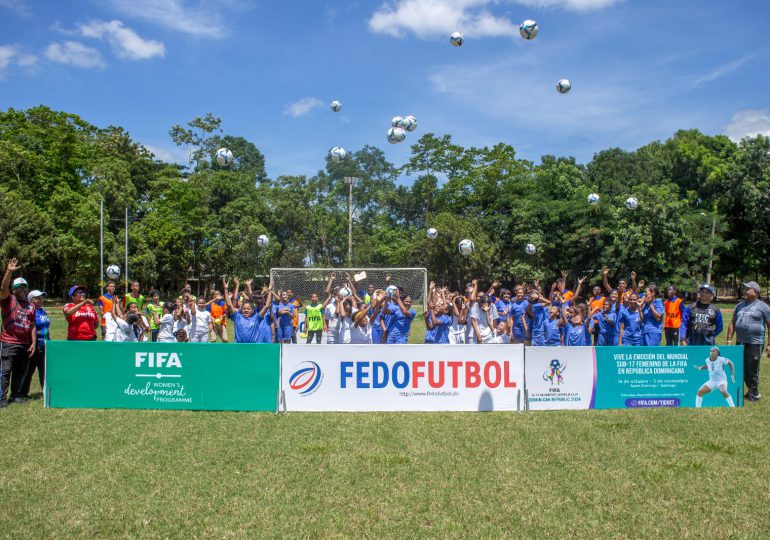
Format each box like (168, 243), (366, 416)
(369, 0), (517, 39)
(44, 41), (106, 68)
(724, 110), (770, 142)
(0, 44), (37, 78)
(143, 144), (188, 163)
(692, 55), (752, 88)
(284, 97), (324, 118)
(107, 0), (227, 38)
(509, 0), (622, 11)
(0, 45), (16, 76)
(0, 0), (32, 17)
(78, 20), (165, 60)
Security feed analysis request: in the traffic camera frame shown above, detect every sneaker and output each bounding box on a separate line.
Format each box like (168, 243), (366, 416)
(9, 396), (28, 404)
(745, 394), (759, 402)
(0, 400), (8, 408)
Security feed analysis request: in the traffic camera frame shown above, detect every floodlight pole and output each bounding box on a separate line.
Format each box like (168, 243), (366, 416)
(343, 177), (360, 266)
(125, 207), (129, 296)
(706, 214), (716, 285)
(100, 200), (104, 296)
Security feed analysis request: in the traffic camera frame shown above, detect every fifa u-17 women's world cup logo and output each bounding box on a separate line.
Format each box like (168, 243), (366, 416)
(543, 359), (566, 385)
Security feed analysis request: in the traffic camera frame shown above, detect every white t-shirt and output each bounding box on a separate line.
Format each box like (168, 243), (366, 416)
(489, 332), (510, 344)
(707, 356), (729, 383)
(449, 314), (466, 344)
(103, 313), (118, 341)
(157, 314), (176, 343)
(471, 303), (498, 344)
(190, 309), (211, 340)
(350, 323), (372, 344)
(112, 318), (141, 342)
(324, 302), (339, 343)
(337, 317), (353, 344)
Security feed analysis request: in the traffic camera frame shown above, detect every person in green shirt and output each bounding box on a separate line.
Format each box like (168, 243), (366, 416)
(123, 281), (145, 312)
(145, 290), (164, 342)
(305, 293), (325, 344)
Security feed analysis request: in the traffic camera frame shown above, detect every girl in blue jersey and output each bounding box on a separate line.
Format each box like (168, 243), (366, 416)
(639, 283), (664, 346)
(526, 289), (551, 346)
(618, 293), (643, 346)
(543, 305), (564, 346)
(508, 286), (529, 344)
(589, 298), (617, 346)
(382, 289), (416, 344)
(562, 304), (590, 346)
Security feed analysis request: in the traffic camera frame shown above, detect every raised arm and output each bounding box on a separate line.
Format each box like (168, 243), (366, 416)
(223, 278), (236, 315)
(602, 266), (613, 295)
(574, 276), (586, 300)
(0, 258), (19, 300)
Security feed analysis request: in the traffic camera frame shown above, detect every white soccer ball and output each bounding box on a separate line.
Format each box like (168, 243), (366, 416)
(519, 20), (539, 40)
(330, 146), (347, 162)
(387, 127), (406, 144)
(625, 197), (639, 210)
(391, 116), (404, 128)
(386, 285), (398, 297)
(525, 243), (536, 255)
(339, 286), (351, 298)
(458, 239), (475, 256)
(215, 148), (233, 166)
(257, 234), (269, 247)
(402, 115), (418, 132)
(588, 193), (600, 205)
(330, 100), (342, 112)
(556, 79), (571, 94)
(106, 264), (121, 280)
(427, 227), (438, 239)
(450, 31), (464, 47)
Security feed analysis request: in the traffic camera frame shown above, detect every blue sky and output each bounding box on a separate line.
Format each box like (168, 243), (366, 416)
(1, 0), (768, 179)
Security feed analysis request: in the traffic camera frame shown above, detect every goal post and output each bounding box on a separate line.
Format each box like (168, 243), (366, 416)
(269, 268), (428, 305)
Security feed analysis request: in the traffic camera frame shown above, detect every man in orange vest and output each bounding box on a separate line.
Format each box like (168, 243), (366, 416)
(663, 285), (684, 346)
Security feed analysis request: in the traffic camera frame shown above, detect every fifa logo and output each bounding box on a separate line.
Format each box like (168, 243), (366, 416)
(543, 359), (566, 385)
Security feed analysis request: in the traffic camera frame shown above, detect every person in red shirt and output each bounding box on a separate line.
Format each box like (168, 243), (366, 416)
(62, 285), (98, 341)
(0, 258), (37, 407)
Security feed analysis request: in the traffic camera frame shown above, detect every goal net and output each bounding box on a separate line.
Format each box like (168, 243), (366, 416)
(269, 268), (428, 305)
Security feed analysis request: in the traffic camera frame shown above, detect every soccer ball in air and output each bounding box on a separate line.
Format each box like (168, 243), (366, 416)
(215, 148), (233, 166)
(588, 193), (600, 205)
(330, 146), (347, 162)
(330, 100), (342, 112)
(427, 227), (438, 239)
(386, 285), (398, 297)
(106, 264), (121, 280)
(450, 31), (464, 47)
(387, 127), (406, 144)
(458, 239), (475, 256)
(391, 116), (404, 128)
(556, 79), (571, 94)
(525, 243), (536, 255)
(626, 197), (639, 210)
(402, 115), (418, 132)
(257, 234), (269, 247)
(519, 20), (538, 40)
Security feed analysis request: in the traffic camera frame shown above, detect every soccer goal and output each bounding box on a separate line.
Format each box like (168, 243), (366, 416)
(269, 268), (428, 305)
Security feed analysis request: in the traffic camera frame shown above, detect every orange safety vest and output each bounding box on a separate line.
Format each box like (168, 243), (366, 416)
(664, 297), (683, 328)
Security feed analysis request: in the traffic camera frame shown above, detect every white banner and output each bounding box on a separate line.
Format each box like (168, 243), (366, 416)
(282, 344), (525, 412)
(525, 347), (596, 410)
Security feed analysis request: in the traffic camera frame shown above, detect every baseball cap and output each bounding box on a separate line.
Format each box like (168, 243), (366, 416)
(743, 281), (761, 292)
(68, 285), (87, 299)
(27, 290), (47, 302)
(698, 283), (715, 296)
(11, 277), (28, 289)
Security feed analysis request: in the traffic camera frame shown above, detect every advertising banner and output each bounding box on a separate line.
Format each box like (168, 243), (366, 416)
(46, 342), (280, 411)
(594, 345), (744, 409)
(525, 347), (596, 410)
(282, 344), (525, 412)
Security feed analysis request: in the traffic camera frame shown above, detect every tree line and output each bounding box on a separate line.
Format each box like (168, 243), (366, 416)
(0, 105), (767, 299)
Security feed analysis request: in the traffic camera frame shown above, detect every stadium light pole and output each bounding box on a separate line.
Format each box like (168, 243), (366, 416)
(343, 177), (360, 266)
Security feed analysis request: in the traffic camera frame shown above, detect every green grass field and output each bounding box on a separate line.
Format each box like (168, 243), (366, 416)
(1, 307), (767, 538)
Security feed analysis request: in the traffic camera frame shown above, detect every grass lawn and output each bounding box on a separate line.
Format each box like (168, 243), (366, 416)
(2, 307), (767, 538)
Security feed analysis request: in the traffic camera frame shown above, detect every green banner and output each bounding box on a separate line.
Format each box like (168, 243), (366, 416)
(594, 345), (744, 409)
(45, 342), (280, 411)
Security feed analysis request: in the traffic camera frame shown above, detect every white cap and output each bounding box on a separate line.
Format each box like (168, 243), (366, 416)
(11, 277), (28, 289)
(27, 290), (46, 302)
